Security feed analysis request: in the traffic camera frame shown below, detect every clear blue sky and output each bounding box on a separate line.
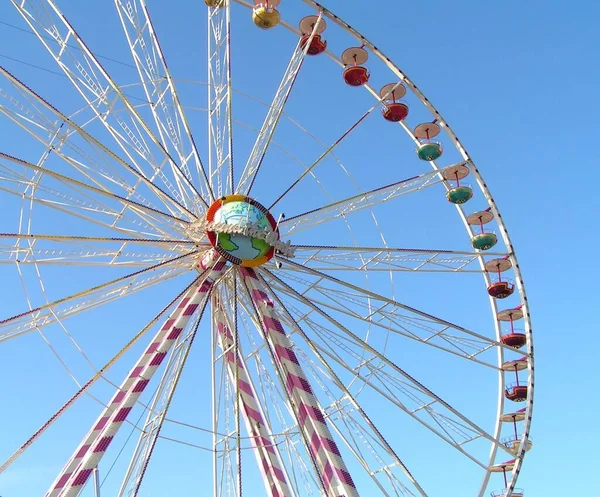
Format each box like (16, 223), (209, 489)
(0, 0), (598, 496)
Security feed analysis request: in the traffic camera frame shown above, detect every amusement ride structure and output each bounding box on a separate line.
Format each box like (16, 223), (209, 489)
(0, 1), (534, 496)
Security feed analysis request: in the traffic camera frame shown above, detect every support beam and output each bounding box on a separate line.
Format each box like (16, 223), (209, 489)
(213, 292), (294, 497)
(45, 251), (226, 497)
(240, 267), (359, 497)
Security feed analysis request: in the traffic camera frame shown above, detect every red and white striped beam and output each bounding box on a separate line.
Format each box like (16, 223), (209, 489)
(46, 251), (227, 497)
(240, 267), (359, 497)
(213, 294), (294, 497)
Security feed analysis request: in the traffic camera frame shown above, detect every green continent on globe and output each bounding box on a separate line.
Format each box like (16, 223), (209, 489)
(251, 237), (270, 256)
(217, 232), (239, 251)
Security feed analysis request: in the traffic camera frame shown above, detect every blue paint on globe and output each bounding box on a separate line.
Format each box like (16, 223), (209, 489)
(214, 201), (271, 262)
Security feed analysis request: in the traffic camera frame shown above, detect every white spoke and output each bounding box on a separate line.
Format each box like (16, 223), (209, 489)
(258, 270), (427, 497)
(237, 14), (323, 195)
(115, 0), (213, 204)
(0, 234), (191, 244)
(262, 268), (509, 468)
(0, 152), (187, 240)
(0, 66), (195, 219)
(291, 245), (509, 273)
(10, 0), (205, 212)
(273, 257), (506, 361)
(0, 233), (196, 267)
(118, 298), (208, 497)
(45, 252), (226, 497)
(0, 279), (198, 475)
(0, 152), (187, 224)
(0, 251), (196, 342)
(207, 0), (234, 197)
(263, 268), (501, 368)
(279, 165), (454, 237)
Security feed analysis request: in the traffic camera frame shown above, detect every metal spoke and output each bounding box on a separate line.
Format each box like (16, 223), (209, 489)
(45, 251), (226, 497)
(0, 278), (200, 475)
(291, 245), (509, 273)
(239, 267), (360, 497)
(262, 268), (508, 466)
(10, 0), (206, 212)
(269, 81), (406, 210)
(0, 251), (197, 343)
(275, 257), (501, 353)
(0, 234), (192, 244)
(237, 14), (323, 195)
(0, 247), (185, 267)
(0, 152), (188, 243)
(278, 165), (454, 237)
(0, 101), (182, 225)
(257, 270), (428, 497)
(263, 268), (501, 368)
(207, 0), (234, 197)
(0, 151), (188, 228)
(114, 0), (213, 204)
(117, 297), (209, 497)
(304, 319), (495, 467)
(0, 181), (178, 240)
(0, 66), (195, 219)
(0, 233), (197, 267)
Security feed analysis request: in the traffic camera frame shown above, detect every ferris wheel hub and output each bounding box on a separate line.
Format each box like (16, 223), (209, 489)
(203, 194), (280, 267)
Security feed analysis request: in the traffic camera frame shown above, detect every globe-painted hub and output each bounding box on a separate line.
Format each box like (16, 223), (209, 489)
(206, 195), (278, 267)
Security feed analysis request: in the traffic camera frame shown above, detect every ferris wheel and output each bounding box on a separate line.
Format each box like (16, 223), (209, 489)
(0, 0), (534, 496)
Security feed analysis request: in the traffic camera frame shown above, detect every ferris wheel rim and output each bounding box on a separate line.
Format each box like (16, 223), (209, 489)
(229, 2), (535, 492)
(0, 0), (534, 495)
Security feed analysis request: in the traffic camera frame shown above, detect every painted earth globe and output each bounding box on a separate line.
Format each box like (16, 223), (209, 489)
(207, 196), (277, 266)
